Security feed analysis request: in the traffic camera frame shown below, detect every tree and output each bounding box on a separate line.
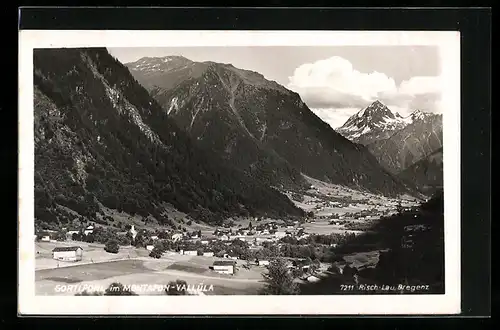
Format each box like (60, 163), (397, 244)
(133, 232), (145, 248)
(149, 248), (163, 259)
(261, 257), (300, 295)
(104, 239), (120, 254)
(125, 231), (133, 243)
(55, 230), (67, 241)
(309, 259), (321, 274)
(166, 279), (188, 295)
(85, 233), (95, 243)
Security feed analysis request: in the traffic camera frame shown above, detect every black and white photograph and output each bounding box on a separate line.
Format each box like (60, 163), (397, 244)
(18, 30), (461, 315)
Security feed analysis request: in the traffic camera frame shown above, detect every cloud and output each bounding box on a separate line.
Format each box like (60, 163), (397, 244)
(288, 56), (397, 107)
(378, 76), (442, 115)
(310, 108), (360, 129)
(287, 56), (442, 118)
(296, 87), (369, 109)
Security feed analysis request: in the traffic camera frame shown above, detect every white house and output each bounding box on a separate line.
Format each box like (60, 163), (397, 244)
(212, 260), (236, 274)
(220, 234), (229, 241)
(306, 275), (320, 283)
(41, 235), (50, 242)
(146, 245), (155, 251)
(52, 246), (83, 262)
(275, 231), (287, 239)
(171, 233), (183, 242)
(203, 252), (214, 257)
(150, 235), (159, 240)
(201, 240), (209, 245)
(183, 250), (198, 256)
(257, 260), (270, 266)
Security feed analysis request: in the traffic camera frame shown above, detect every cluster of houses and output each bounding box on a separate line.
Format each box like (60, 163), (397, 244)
(212, 222), (310, 246)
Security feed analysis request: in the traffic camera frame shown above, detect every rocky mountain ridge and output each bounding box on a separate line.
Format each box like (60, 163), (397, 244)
(127, 57), (412, 197)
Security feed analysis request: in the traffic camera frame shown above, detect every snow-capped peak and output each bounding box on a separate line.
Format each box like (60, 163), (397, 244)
(126, 55), (193, 75)
(409, 109), (426, 121)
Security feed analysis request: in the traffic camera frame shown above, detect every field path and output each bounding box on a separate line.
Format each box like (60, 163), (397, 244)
(157, 269), (263, 283)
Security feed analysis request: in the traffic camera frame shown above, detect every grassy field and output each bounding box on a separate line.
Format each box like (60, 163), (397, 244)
(35, 241), (151, 270)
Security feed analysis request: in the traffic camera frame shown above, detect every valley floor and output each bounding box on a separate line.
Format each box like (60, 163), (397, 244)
(34, 176), (424, 296)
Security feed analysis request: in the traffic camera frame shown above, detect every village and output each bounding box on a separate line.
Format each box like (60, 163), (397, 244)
(35, 182), (420, 295)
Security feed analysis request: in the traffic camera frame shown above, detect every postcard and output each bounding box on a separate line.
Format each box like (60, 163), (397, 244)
(18, 30), (460, 315)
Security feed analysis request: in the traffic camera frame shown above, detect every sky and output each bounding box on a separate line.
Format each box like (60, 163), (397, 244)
(108, 46), (442, 128)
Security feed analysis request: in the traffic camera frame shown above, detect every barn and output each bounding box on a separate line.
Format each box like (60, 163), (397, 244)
(52, 246), (83, 262)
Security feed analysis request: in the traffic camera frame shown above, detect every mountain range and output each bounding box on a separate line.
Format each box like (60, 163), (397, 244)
(125, 56), (410, 196)
(33, 48), (305, 229)
(337, 100), (438, 146)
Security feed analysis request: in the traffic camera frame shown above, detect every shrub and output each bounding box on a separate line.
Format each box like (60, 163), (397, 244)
(149, 248), (163, 259)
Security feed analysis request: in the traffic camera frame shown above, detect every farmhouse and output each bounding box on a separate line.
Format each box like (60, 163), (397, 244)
(203, 252), (214, 257)
(257, 260), (270, 266)
(52, 246), (83, 262)
(41, 235), (50, 242)
(183, 250), (198, 256)
(146, 245), (154, 251)
(212, 260), (236, 275)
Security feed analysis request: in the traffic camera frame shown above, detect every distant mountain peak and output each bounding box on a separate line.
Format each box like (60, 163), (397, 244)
(337, 101), (406, 144)
(338, 101), (443, 145)
(355, 100), (395, 120)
